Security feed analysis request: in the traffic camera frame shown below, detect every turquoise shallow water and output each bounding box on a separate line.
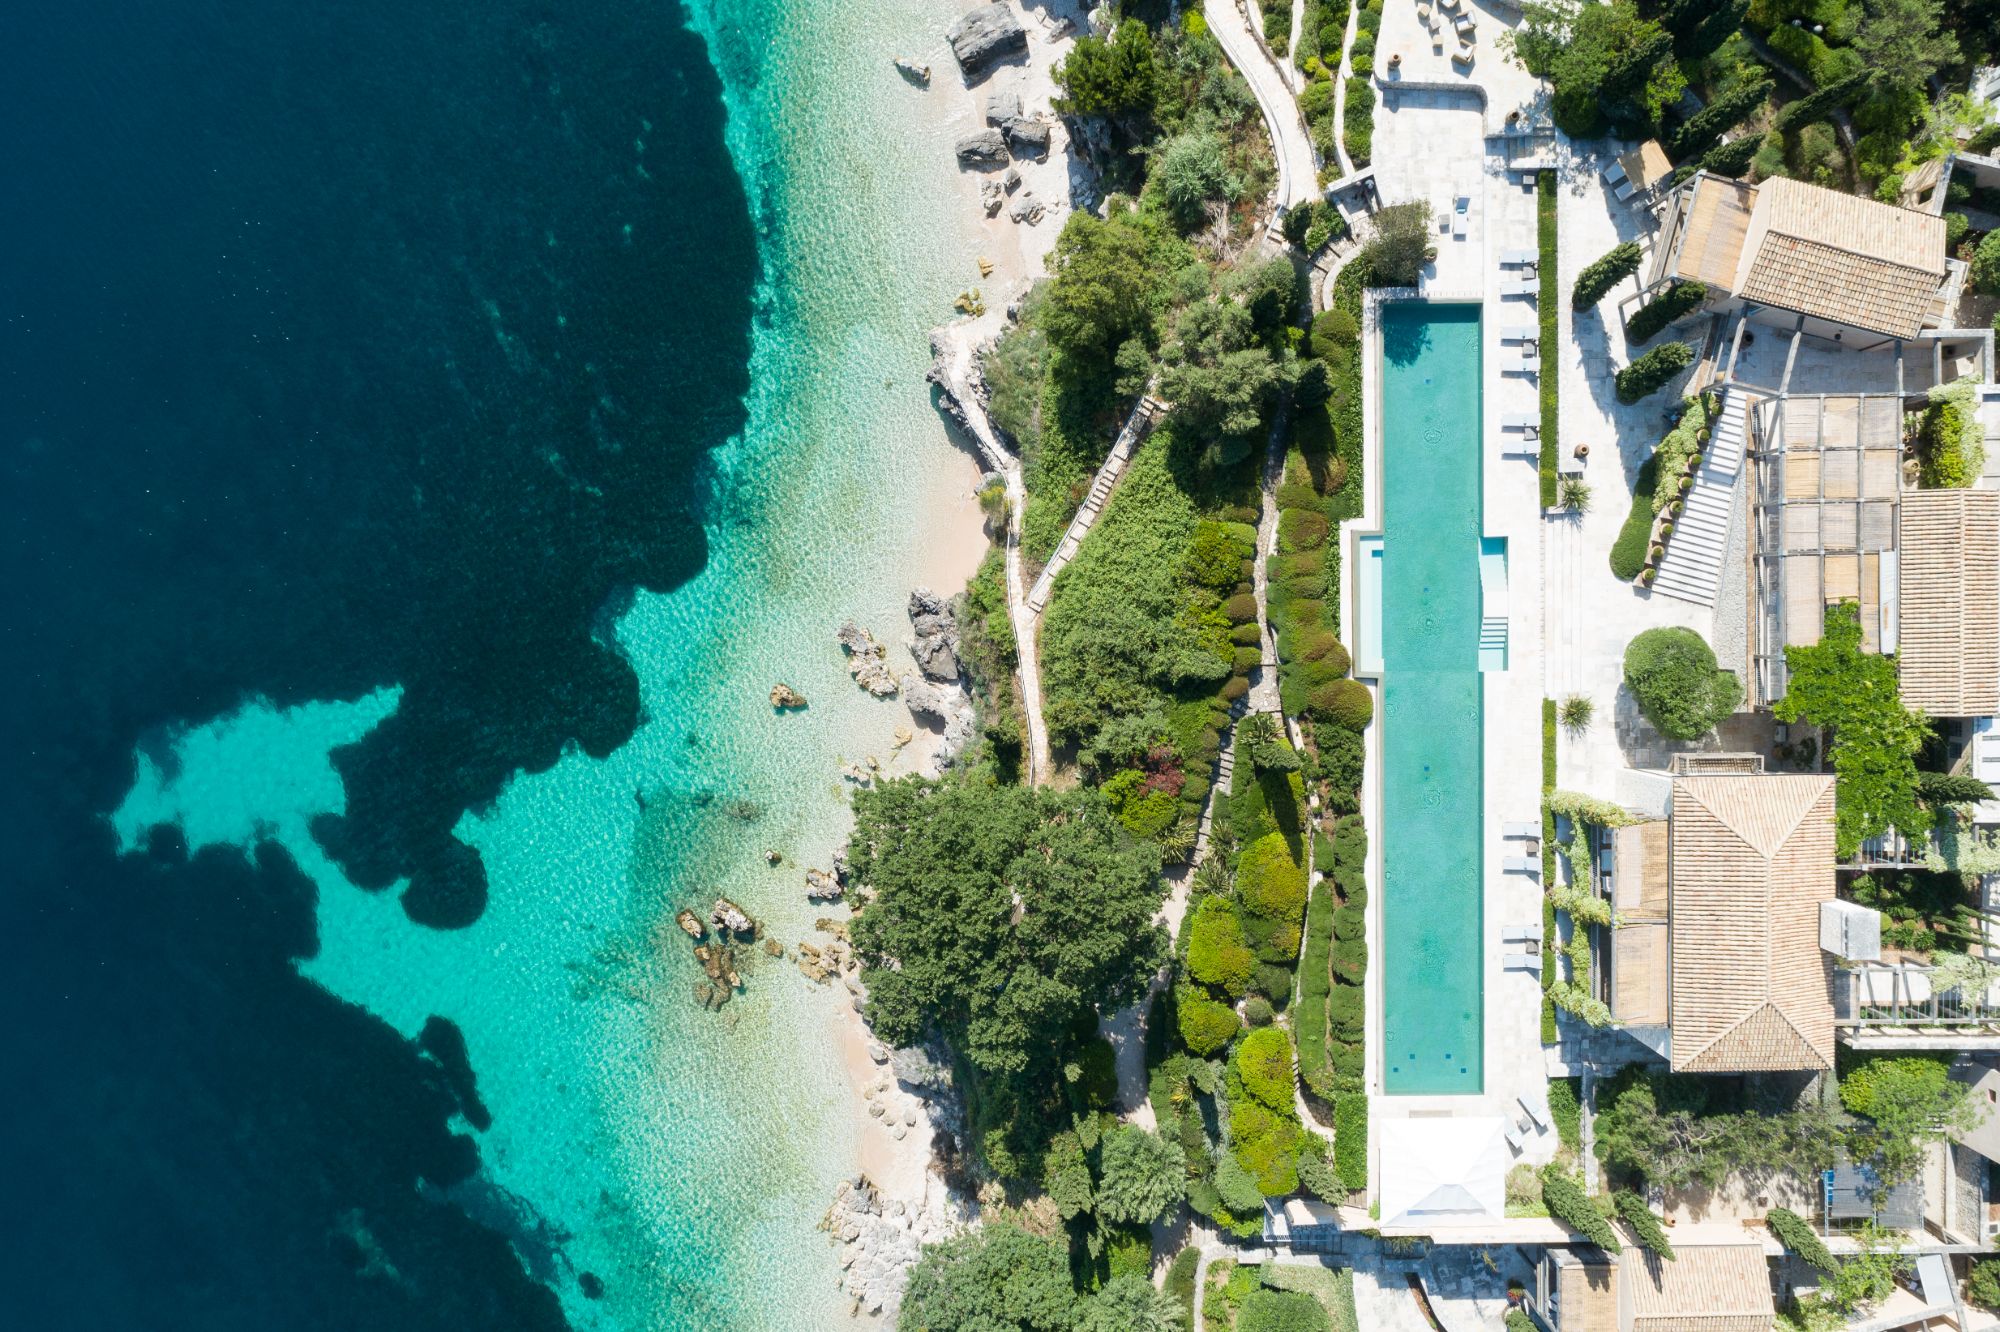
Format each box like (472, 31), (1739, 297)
(104, 0), (998, 1326)
(1377, 302), (1485, 1097)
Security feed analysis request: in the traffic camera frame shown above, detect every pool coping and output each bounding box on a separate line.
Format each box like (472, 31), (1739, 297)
(1348, 289), (1497, 1161)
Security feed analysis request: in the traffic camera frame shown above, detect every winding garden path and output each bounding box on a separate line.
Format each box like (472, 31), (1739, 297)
(1329, 0), (1361, 178)
(1206, 0), (1321, 210)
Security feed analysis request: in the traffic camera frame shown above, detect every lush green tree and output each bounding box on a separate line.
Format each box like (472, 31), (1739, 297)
(1506, 0), (1676, 135)
(1668, 78), (1772, 161)
(1177, 984), (1241, 1054)
(1158, 298), (1288, 462)
(1661, 0), (1748, 59)
(1968, 1258), (2000, 1311)
(1595, 1074), (1840, 1191)
(1053, 19), (1159, 119)
(1097, 1124), (1188, 1225)
(1768, 1206), (1838, 1272)
(1042, 207), (1176, 364)
(1358, 202), (1435, 288)
(1573, 242), (1643, 309)
(1541, 1167), (1622, 1251)
(901, 1224), (1079, 1332)
(1227, 257), (1304, 333)
(1622, 627), (1741, 740)
(1077, 1273), (1188, 1332)
(1614, 341), (1696, 403)
(1852, 0), (1959, 99)
(1840, 1055), (1984, 1183)
(1151, 131), (1237, 232)
(1237, 1287), (1331, 1332)
(1819, 1224), (1911, 1315)
(1917, 771), (1995, 807)
(1775, 602), (1933, 857)
(1973, 230), (2000, 297)
(849, 779), (1168, 1077)
(1613, 1191), (1676, 1259)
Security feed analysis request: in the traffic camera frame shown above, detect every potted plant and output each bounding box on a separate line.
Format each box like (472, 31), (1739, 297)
(1641, 568), (1656, 584)
(1659, 520), (1674, 536)
(1670, 498), (1684, 515)
(1678, 476), (1693, 493)
(1650, 543), (1664, 560)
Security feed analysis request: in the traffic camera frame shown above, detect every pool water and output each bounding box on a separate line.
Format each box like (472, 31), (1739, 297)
(1377, 302), (1485, 1095)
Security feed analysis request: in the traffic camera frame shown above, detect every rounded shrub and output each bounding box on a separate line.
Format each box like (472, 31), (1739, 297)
(1244, 994), (1275, 1027)
(1622, 626), (1741, 740)
(1255, 961), (1294, 1010)
(1331, 938), (1367, 985)
(1237, 834), (1308, 924)
(1177, 985), (1241, 1055)
(1310, 678), (1373, 729)
(1231, 622), (1264, 647)
(1187, 897), (1257, 996)
(1328, 985), (1363, 1042)
(1234, 646), (1263, 674)
(1222, 592), (1259, 624)
(1277, 482), (1320, 510)
(1233, 1026), (1297, 1110)
(1279, 507), (1329, 552)
(1220, 677), (1250, 702)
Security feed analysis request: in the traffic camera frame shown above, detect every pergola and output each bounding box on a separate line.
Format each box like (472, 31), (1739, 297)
(1747, 392), (1904, 704)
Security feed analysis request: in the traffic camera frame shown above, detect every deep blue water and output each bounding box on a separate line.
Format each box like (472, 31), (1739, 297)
(1, 1), (755, 1325)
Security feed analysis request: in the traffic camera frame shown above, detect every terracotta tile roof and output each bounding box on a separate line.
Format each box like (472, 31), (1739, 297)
(1734, 177), (1946, 338)
(1898, 489), (2000, 718)
(1624, 1241), (1776, 1331)
(1553, 1252), (1618, 1331)
(1672, 176), (1756, 290)
(1669, 775), (1838, 1073)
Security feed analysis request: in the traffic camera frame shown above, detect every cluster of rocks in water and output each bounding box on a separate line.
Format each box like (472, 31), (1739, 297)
(676, 898), (767, 1011)
(795, 918), (858, 986)
(830, 589), (977, 781)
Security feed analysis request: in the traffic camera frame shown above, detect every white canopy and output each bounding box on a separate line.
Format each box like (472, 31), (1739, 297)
(1377, 1116), (1507, 1227)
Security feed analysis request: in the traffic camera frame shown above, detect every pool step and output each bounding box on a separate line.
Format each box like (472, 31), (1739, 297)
(1478, 616), (1508, 652)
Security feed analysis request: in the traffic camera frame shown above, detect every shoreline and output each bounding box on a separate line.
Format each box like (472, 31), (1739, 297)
(814, 0), (1091, 1316)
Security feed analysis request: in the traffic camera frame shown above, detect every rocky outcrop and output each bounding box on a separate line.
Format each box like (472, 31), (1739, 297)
(907, 587), (961, 681)
(769, 682), (807, 709)
(890, 1045), (952, 1092)
(946, 5), (1027, 78)
(984, 91), (1021, 125)
(901, 672), (976, 774)
(1002, 117), (1051, 159)
(710, 898), (753, 935)
(823, 1169), (965, 1320)
(953, 128), (1009, 169)
(836, 621), (900, 696)
(805, 867), (844, 902)
(925, 333), (989, 441)
(1007, 193), (1046, 225)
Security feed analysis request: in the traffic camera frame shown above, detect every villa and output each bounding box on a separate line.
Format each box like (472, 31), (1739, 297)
(1530, 1236), (1777, 1332)
(1602, 772), (1838, 1072)
(1647, 173), (1961, 345)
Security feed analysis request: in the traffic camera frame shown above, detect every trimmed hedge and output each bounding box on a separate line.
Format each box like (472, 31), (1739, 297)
(1624, 280), (1706, 346)
(1572, 241), (1642, 311)
(1295, 880), (1335, 1096)
(1667, 79), (1772, 162)
(1615, 341), (1695, 404)
(1334, 1092), (1368, 1191)
(1538, 172), (1559, 507)
(1609, 454), (1661, 581)
(1699, 133), (1762, 179)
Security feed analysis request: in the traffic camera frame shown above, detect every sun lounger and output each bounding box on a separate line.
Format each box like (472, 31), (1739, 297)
(1501, 276), (1538, 299)
(1500, 250), (1538, 269)
(1502, 952), (1542, 974)
(1503, 856), (1540, 875)
(1518, 1094), (1552, 1133)
(1601, 160), (1628, 187)
(1501, 413), (1539, 433)
(1451, 209), (1467, 240)
(1500, 326), (1538, 345)
(1500, 440), (1540, 460)
(1502, 821), (1540, 838)
(1614, 179), (1638, 203)
(1501, 923), (1544, 944)
(1504, 1120), (1526, 1152)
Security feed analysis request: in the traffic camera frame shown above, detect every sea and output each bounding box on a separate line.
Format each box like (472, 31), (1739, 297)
(0, 1), (996, 1327)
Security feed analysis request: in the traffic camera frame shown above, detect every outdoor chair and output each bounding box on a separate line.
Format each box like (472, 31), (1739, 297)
(1501, 276), (1538, 299)
(1600, 160), (1628, 188)
(1502, 952), (1542, 974)
(1501, 821), (1540, 838)
(1503, 855), (1540, 875)
(1500, 440), (1540, 460)
(1500, 922), (1543, 944)
(1501, 413), (1539, 434)
(1503, 1121), (1526, 1152)
(1517, 1094), (1552, 1133)
(1499, 249), (1538, 269)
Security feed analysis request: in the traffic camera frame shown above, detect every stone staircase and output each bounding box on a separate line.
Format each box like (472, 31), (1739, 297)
(1649, 388), (1747, 607)
(1024, 394), (1162, 615)
(1478, 614), (1507, 661)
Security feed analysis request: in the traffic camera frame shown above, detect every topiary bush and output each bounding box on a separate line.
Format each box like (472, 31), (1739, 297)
(1237, 833), (1308, 924)
(1624, 280), (1707, 345)
(1699, 133), (1762, 179)
(1623, 626), (1741, 739)
(1572, 242), (1643, 310)
(1615, 341), (1696, 404)
(1278, 507), (1329, 552)
(1233, 1026), (1297, 1110)
(1243, 994), (1275, 1027)
(1187, 897), (1257, 997)
(1177, 984), (1242, 1055)
(1331, 937), (1367, 985)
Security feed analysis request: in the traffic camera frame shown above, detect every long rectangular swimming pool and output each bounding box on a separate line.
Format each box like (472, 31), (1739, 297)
(1377, 301), (1484, 1095)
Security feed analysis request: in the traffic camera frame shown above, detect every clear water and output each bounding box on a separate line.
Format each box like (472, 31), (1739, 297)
(1377, 302), (1485, 1097)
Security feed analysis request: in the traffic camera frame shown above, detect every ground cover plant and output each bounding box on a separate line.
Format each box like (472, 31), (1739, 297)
(1538, 171), (1559, 506)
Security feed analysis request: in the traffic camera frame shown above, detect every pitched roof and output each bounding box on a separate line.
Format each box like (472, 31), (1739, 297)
(1668, 775), (1837, 1073)
(1671, 175), (1756, 290)
(1733, 177), (1947, 338)
(1623, 1241), (1776, 1332)
(1549, 1250), (1619, 1332)
(1898, 489), (2000, 717)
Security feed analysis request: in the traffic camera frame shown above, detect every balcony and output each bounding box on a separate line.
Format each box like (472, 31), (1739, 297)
(1837, 962), (2000, 1049)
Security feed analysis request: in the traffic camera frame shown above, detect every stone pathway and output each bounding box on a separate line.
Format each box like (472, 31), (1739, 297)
(1023, 393), (1162, 614)
(1329, 0), (1361, 177)
(1206, 0), (1320, 210)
